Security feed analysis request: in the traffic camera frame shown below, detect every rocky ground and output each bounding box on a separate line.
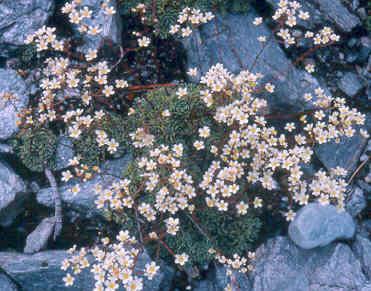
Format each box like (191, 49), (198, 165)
(0, 0), (369, 290)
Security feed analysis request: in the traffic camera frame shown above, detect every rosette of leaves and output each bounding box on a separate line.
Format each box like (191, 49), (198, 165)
(13, 128), (57, 172)
(127, 85), (225, 181)
(74, 112), (128, 166)
(128, 85), (213, 144)
(73, 132), (102, 167)
(119, 0), (249, 38)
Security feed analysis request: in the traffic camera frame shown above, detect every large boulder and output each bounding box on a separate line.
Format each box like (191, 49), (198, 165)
(252, 236), (368, 290)
(0, 0), (54, 56)
(182, 11), (328, 113)
(37, 155), (132, 218)
(0, 69), (29, 140)
(288, 203), (356, 249)
(0, 161), (26, 227)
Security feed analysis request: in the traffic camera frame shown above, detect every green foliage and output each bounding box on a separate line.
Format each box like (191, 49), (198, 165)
(128, 85), (213, 145)
(119, 0), (250, 38)
(127, 85), (221, 183)
(127, 86), (261, 267)
(74, 112), (128, 166)
(73, 132), (102, 166)
(198, 208), (261, 256)
(149, 208), (261, 266)
(13, 128), (57, 172)
(18, 45), (38, 67)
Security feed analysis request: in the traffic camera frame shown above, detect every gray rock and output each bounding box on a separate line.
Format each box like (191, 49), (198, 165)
(338, 72), (364, 97)
(0, 161), (26, 227)
(252, 236), (367, 291)
(55, 136), (74, 171)
(265, 0), (326, 29)
(0, 272), (18, 291)
(266, 0), (360, 33)
(193, 264), (251, 291)
(311, 0), (361, 33)
(0, 69), (29, 140)
(215, 264), (251, 291)
(308, 243), (368, 290)
(24, 217), (56, 254)
(288, 203), (356, 249)
(0, 251), (94, 291)
(315, 134), (367, 174)
(346, 186), (367, 217)
(352, 235), (371, 279)
(0, 144), (13, 154)
(135, 251), (175, 291)
(361, 283), (371, 291)
(0, 249), (173, 291)
(182, 11), (328, 113)
(75, 0), (122, 53)
(37, 155), (132, 218)
(357, 220), (371, 238)
(0, 0), (54, 56)
(194, 280), (218, 291)
(252, 237), (310, 291)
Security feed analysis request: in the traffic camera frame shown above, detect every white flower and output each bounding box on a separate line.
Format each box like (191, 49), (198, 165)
(103, 85), (115, 97)
(305, 63), (315, 73)
(145, 262), (159, 280)
(253, 197), (263, 208)
(169, 25), (180, 34)
(265, 83), (275, 93)
(176, 87), (188, 98)
(85, 49), (97, 61)
(284, 210), (296, 221)
(285, 122), (296, 132)
(69, 184), (80, 195)
(107, 139), (119, 154)
(199, 126), (210, 138)
(138, 36), (151, 47)
(360, 129), (369, 139)
(104, 6), (116, 15)
(181, 27), (192, 37)
(236, 201), (249, 215)
(193, 140), (205, 150)
(162, 109), (171, 117)
(62, 170), (73, 182)
(187, 67), (198, 77)
(63, 274), (74, 286)
(298, 11), (310, 20)
(258, 36), (267, 42)
(115, 79), (129, 88)
(253, 17), (263, 26)
(175, 253), (189, 266)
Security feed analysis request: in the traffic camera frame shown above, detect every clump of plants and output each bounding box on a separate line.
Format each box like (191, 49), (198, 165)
(119, 0), (249, 38)
(12, 128), (58, 172)
(10, 0), (368, 290)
